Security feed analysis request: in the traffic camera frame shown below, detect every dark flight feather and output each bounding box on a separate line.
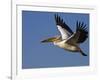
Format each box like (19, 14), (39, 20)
(76, 21), (88, 43)
(55, 14), (73, 35)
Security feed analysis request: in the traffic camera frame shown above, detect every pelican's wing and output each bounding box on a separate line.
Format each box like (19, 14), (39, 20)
(55, 14), (73, 40)
(67, 21), (88, 44)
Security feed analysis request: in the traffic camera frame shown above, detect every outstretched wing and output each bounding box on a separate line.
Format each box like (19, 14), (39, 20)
(76, 21), (88, 43)
(55, 14), (73, 40)
(67, 21), (88, 44)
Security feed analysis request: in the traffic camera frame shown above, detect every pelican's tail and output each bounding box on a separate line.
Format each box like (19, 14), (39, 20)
(80, 50), (87, 56)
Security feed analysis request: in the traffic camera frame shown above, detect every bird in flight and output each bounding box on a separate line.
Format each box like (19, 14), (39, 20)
(41, 14), (88, 56)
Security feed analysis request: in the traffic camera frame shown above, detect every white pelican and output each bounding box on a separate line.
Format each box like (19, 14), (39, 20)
(41, 14), (88, 56)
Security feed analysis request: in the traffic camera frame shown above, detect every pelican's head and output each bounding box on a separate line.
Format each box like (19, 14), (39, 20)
(41, 36), (61, 43)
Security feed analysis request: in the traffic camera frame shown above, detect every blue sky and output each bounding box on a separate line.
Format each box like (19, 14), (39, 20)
(22, 11), (89, 69)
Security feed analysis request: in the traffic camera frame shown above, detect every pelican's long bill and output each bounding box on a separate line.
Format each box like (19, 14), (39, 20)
(41, 37), (59, 43)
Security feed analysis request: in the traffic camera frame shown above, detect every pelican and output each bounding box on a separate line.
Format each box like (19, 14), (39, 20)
(41, 14), (88, 56)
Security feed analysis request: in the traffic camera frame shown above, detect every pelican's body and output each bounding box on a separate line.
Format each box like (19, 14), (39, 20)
(41, 14), (88, 56)
(54, 41), (78, 52)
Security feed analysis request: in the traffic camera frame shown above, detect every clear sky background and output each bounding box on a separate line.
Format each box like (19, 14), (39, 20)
(22, 11), (89, 69)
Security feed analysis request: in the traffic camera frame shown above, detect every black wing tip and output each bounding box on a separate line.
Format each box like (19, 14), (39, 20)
(54, 14), (58, 18)
(76, 21), (88, 43)
(76, 21), (88, 32)
(54, 14), (63, 24)
(54, 14), (59, 18)
(54, 14), (59, 20)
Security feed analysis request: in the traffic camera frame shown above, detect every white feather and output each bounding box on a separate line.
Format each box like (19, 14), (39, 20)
(57, 25), (70, 40)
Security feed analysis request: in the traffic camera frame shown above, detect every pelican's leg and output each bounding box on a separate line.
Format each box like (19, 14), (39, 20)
(79, 50), (87, 56)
